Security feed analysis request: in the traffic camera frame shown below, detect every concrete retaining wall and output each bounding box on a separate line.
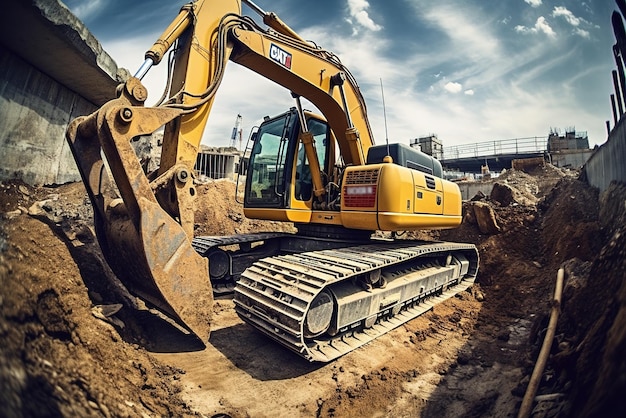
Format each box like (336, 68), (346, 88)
(0, 0), (126, 186)
(551, 150), (595, 169)
(0, 46), (94, 185)
(456, 181), (495, 201)
(584, 118), (626, 191)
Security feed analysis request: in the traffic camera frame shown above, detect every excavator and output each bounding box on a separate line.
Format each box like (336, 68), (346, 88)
(65, 0), (478, 362)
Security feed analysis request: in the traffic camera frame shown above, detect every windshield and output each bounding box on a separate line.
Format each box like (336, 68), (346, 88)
(245, 114), (293, 206)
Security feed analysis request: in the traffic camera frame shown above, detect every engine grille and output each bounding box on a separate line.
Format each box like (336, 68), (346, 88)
(344, 168), (379, 185)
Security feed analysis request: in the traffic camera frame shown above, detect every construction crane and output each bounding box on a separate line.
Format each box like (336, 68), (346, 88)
(230, 114), (242, 150)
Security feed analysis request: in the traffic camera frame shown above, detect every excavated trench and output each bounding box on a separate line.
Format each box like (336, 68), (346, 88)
(0, 165), (624, 417)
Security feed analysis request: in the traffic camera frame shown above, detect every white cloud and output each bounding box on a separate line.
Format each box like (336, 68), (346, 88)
(300, 25), (398, 86)
(552, 6), (580, 26)
(346, 0), (382, 32)
(343, 18), (359, 36)
(574, 28), (591, 39)
(95, 1), (608, 150)
(444, 82), (463, 93)
(68, 0), (104, 21)
(535, 16), (556, 37)
(414, 3), (501, 62)
(524, 0), (542, 8)
(551, 6), (594, 40)
(515, 16), (556, 38)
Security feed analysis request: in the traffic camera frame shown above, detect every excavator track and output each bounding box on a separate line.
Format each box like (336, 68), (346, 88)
(192, 232), (378, 295)
(234, 241), (478, 362)
(192, 233), (289, 295)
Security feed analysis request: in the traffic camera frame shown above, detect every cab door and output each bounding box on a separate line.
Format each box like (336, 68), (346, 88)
(244, 111), (296, 208)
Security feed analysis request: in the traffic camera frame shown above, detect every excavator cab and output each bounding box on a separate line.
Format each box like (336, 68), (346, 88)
(243, 108), (336, 222)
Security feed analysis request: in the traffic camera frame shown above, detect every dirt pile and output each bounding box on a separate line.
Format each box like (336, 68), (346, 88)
(0, 165), (624, 417)
(193, 179), (296, 236)
(548, 181), (626, 417)
(0, 183), (195, 417)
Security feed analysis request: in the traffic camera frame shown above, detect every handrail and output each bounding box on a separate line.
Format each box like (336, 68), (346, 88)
(442, 136), (548, 160)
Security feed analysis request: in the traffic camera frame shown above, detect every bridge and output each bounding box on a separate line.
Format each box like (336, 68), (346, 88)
(2, 0), (128, 185)
(440, 136), (548, 173)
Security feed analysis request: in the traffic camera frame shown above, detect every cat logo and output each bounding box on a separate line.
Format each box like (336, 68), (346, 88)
(269, 43), (292, 70)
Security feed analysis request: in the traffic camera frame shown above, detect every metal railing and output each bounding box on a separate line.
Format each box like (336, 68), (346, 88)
(442, 136), (548, 160)
(194, 151), (237, 179)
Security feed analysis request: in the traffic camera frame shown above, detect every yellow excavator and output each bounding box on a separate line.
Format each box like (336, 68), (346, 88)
(66, 0), (478, 362)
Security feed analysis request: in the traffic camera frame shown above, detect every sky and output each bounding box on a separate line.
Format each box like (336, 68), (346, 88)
(62, 0), (617, 149)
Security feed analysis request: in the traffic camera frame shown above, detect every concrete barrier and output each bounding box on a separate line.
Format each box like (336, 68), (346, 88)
(584, 118), (626, 191)
(0, 46), (95, 185)
(0, 0), (127, 186)
(456, 181), (495, 201)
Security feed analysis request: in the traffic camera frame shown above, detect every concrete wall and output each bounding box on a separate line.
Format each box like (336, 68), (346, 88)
(456, 181), (495, 201)
(584, 118), (626, 191)
(0, 0), (127, 186)
(551, 150), (595, 170)
(0, 46), (94, 185)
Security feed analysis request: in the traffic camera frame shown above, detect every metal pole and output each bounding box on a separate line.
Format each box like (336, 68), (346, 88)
(614, 49), (626, 108)
(518, 268), (564, 418)
(613, 70), (624, 116)
(242, 0), (266, 17)
(611, 93), (618, 126)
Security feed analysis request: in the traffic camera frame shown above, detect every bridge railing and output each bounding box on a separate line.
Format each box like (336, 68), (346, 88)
(442, 136), (548, 160)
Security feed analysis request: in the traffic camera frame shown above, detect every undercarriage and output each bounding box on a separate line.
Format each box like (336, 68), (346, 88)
(194, 233), (478, 362)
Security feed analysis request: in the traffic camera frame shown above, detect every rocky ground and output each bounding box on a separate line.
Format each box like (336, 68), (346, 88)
(0, 163), (624, 417)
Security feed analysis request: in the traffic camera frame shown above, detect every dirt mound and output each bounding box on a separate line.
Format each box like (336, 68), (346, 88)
(540, 178), (603, 264)
(550, 182), (626, 417)
(0, 188), (197, 417)
(193, 179), (296, 236)
(1, 166), (624, 417)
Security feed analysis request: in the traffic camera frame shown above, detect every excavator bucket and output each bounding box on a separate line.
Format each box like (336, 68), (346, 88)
(65, 79), (212, 345)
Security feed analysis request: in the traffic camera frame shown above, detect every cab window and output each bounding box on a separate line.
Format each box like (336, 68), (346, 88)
(295, 118), (329, 201)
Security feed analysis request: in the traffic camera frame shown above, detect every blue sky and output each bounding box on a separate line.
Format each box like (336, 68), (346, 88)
(63, 0), (616, 148)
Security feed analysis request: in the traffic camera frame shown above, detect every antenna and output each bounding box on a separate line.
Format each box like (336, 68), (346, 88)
(380, 78), (390, 157)
(230, 114), (243, 150)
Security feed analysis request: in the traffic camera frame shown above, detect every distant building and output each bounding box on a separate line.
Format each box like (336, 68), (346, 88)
(131, 131), (243, 181)
(547, 128), (589, 152)
(545, 129), (593, 169)
(410, 134), (443, 160)
(195, 145), (242, 180)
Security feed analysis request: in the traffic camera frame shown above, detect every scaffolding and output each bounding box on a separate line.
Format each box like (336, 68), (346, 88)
(194, 147), (240, 180)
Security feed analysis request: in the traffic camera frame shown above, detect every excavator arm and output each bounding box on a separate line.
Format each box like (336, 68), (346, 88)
(144, 0), (375, 170)
(65, 0), (378, 344)
(227, 23), (375, 166)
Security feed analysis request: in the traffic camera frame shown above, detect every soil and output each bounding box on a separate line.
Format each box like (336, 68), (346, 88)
(1, 164), (625, 418)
